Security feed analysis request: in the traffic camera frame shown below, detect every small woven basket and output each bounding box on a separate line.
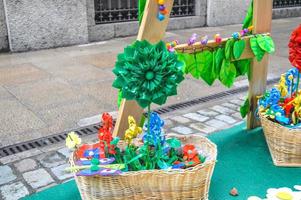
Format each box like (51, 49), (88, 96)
(70, 135), (217, 200)
(259, 113), (301, 167)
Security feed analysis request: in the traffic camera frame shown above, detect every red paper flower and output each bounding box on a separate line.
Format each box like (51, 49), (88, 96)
(182, 144), (201, 166)
(98, 113), (116, 155)
(289, 25), (301, 71)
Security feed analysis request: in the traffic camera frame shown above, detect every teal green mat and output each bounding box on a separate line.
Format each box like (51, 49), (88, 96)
(23, 123), (301, 200)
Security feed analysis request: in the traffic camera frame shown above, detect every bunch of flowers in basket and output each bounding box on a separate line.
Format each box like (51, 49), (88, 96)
(65, 111), (207, 176)
(65, 40), (207, 176)
(258, 25), (301, 126)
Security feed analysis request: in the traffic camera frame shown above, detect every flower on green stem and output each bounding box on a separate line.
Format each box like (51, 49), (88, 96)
(112, 40), (185, 108)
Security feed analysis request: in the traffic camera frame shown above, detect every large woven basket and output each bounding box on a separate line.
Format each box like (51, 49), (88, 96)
(70, 135), (217, 200)
(259, 113), (301, 167)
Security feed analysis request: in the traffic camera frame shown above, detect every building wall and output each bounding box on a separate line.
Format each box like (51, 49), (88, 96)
(207, 0), (252, 26)
(0, 0), (8, 51)
(207, 0), (301, 26)
(87, 0), (207, 42)
(0, 0), (300, 52)
(4, 0), (89, 52)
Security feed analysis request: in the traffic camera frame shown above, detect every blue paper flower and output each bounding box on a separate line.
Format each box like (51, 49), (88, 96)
(83, 148), (100, 159)
(285, 68), (299, 93)
(143, 112), (165, 146)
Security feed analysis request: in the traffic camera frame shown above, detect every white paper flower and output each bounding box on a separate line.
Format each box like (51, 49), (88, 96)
(248, 187), (301, 200)
(266, 187), (301, 200)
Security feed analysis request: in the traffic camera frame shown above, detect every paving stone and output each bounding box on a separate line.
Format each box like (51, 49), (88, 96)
(230, 99), (244, 105)
(190, 123), (217, 134)
(163, 119), (173, 127)
(215, 115), (237, 124)
(36, 183), (57, 192)
(0, 166), (16, 185)
(14, 158), (37, 173)
(183, 113), (209, 122)
(171, 126), (194, 135)
(170, 116), (191, 124)
(222, 103), (238, 110)
(23, 169), (54, 189)
(37, 152), (65, 168)
(205, 119), (228, 129)
(197, 109), (218, 117)
(51, 164), (73, 181)
(232, 112), (242, 119)
(57, 148), (72, 159)
(0, 182), (29, 200)
(211, 105), (236, 115)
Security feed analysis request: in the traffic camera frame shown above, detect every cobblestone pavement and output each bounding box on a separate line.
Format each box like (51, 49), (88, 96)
(0, 17), (300, 146)
(0, 93), (247, 200)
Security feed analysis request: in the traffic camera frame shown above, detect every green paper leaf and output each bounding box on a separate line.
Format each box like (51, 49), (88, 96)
(235, 59), (250, 77)
(166, 138), (181, 148)
(257, 35), (275, 54)
(177, 53), (200, 78)
(250, 37), (265, 61)
(196, 51), (215, 85)
(233, 40), (246, 59)
(157, 160), (169, 169)
(215, 48), (225, 78)
(219, 59), (237, 88)
(242, 0), (253, 30)
(240, 97), (250, 118)
(225, 39), (235, 60)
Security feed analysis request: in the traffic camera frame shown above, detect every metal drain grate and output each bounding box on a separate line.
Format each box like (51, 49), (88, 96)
(0, 124), (102, 158)
(0, 78), (279, 158)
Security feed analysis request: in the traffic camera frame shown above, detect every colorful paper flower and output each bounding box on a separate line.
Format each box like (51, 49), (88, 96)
(112, 40), (184, 108)
(248, 187), (301, 200)
(289, 25), (301, 71)
(143, 112), (165, 146)
(98, 113), (115, 155)
(125, 116), (142, 144)
(66, 132), (81, 149)
(182, 144), (201, 166)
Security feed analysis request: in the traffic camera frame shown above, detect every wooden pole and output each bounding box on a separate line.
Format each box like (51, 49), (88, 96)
(113, 0), (174, 138)
(247, 0), (273, 129)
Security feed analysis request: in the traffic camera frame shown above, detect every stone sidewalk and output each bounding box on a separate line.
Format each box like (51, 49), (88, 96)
(0, 93), (246, 200)
(0, 17), (300, 146)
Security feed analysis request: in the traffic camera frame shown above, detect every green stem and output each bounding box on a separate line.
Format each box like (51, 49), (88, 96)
(297, 71), (300, 96)
(146, 104), (151, 169)
(291, 79), (294, 98)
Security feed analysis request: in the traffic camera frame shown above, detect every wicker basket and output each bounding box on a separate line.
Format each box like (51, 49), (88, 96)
(259, 113), (301, 167)
(70, 135), (217, 200)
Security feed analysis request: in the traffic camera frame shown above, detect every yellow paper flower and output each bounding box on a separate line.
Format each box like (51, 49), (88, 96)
(66, 132), (81, 149)
(124, 116), (142, 144)
(276, 75), (288, 97)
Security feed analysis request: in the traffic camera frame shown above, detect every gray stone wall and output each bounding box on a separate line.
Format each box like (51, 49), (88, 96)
(87, 0), (207, 42)
(273, 7), (301, 19)
(0, 0), (8, 51)
(4, 0), (89, 52)
(207, 0), (252, 26)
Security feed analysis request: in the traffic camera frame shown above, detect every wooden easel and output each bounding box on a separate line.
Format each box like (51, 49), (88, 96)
(113, 0), (273, 137)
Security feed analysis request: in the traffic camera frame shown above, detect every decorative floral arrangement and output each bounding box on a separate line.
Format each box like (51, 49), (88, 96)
(65, 112), (207, 176)
(258, 25), (301, 126)
(65, 40), (208, 176)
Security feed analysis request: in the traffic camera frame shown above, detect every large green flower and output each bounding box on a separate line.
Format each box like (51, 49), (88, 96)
(112, 40), (184, 108)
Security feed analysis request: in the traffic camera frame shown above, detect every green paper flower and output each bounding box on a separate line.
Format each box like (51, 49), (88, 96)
(112, 40), (184, 108)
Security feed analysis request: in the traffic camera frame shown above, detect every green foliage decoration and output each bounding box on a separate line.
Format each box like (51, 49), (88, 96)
(112, 40), (184, 109)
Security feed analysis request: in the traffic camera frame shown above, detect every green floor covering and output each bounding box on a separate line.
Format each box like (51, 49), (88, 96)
(22, 123), (301, 200)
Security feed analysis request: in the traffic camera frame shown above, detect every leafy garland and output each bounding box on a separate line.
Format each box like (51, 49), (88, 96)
(177, 34), (274, 89)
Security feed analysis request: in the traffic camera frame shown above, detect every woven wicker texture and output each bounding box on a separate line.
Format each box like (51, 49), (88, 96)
(70, 135), (217, 200)
(260, 113), (301, 167)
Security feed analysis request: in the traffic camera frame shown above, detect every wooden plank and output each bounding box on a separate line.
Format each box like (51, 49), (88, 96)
(113, 0), (174, 138)
(247, 0), (273, 129)
(174, 33), (270, 61)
